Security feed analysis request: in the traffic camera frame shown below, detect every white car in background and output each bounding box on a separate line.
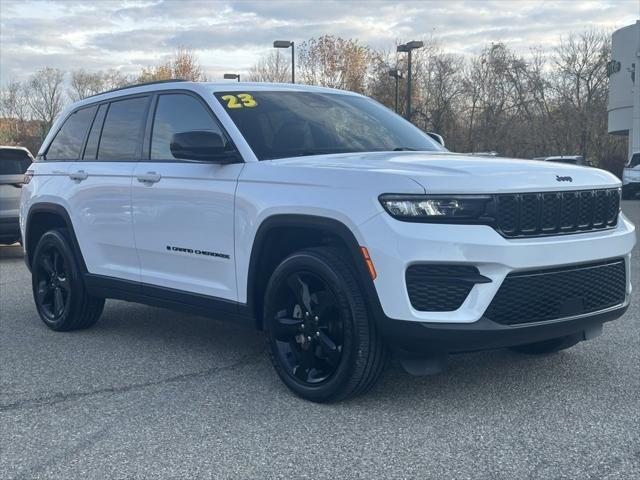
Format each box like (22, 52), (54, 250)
(622, 152), (640, 199)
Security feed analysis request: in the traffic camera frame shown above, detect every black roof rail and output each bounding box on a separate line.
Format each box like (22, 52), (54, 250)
(85, 79), (188, 99)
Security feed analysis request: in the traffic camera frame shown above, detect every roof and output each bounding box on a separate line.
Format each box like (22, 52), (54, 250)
(71, 80), (359, 111)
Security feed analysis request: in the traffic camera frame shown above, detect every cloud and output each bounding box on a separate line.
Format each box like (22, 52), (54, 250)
(0, 0), (638, 84)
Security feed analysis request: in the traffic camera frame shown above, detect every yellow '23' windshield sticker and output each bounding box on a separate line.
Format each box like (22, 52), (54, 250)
(221, 93), (258, 109)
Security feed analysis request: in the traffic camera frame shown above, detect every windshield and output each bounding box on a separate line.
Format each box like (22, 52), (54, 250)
(214, 91), (445, 160)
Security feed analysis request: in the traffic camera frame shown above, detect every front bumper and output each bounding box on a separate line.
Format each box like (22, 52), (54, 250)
(379, 303), (628, 355)
(359, 212), (635, 324)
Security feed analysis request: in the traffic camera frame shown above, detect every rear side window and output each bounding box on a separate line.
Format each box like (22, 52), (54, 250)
(0, 149), (32, 174)
(46, 106), (97, 160)
(630, 154), (640, 168)
(83, 104), (108, 160)
(97, 96), (149, 161)
(150, 93), (223, 160)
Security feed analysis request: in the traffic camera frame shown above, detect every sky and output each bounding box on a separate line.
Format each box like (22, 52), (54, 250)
(1, 0), (638, 84)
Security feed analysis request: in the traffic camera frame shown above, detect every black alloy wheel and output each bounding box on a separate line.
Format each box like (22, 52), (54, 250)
(34, 243), (71, 322)
(271, 270), (344, 384)
(264, 247), (387, 402)
(31, 229), (104, 331)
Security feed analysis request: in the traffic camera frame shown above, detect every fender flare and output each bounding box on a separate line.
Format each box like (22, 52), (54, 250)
(246, 214), (385, 325)
(25, 202), (87, 273)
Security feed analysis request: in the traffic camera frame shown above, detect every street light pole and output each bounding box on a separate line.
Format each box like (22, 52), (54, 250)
(397, 40), (424, 121)
(273, 40), (295, 83)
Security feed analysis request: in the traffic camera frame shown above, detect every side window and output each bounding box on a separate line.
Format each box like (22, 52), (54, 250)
(46, 106), (97, 161)
(150, 94), (223, 160)
(630, 153), (640, 168)
(97, 96), (149, 161)
(82, 104), (107, 160)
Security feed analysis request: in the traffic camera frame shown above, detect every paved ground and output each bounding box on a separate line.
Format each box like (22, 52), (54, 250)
(1, 203), (639, 480)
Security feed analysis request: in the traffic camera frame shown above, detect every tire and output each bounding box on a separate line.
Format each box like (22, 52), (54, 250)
(263, 247), (387, 402)
(509, 334), (580, 355)
(31, 229), (105, 331)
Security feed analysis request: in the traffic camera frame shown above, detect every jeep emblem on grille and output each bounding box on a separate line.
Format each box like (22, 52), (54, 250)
(556, 175), (573, 182)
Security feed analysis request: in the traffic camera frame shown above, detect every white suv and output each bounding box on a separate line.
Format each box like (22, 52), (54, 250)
(20, 81), (636, 402)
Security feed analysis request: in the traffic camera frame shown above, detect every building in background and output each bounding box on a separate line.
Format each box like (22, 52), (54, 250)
(608, 20), (640, 162)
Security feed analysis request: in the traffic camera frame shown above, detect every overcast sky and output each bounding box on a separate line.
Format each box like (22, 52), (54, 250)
(1, 0), (638, 84)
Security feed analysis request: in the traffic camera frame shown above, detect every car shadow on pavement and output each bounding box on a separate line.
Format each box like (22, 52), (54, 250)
(90, 299), (607, 408)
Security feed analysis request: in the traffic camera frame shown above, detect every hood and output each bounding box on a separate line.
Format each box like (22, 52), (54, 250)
(273, 151), (621, 194)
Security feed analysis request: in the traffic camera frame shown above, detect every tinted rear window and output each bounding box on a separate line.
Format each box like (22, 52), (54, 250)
(46, 106), (97, 160)
(97, 96), (149, 161)
(0, 149), (31, 174)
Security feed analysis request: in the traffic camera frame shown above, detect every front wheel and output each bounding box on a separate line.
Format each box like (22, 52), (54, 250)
(263, 247), (387, 402)
(31, 229), (105, 331)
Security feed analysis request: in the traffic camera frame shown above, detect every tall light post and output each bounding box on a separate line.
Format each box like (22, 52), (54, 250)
(273, 40), (295, 83)
(223, 73), (240, 82)
(397, 40), (424, 121)
(388, 69), (403, 114)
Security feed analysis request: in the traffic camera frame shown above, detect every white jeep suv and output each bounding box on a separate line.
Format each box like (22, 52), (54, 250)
(20, 81), (636, 402)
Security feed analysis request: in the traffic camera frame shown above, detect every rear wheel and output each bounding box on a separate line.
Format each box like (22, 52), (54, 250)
(509, 334), (580, 355)
(263, 247), (387, 402)
(31, 229), (104, 331)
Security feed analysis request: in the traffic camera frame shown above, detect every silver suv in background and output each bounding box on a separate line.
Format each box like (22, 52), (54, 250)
(0, 146), (33, 245)
(622, 152), (640, 199)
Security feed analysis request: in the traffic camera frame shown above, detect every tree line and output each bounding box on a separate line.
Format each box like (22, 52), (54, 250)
(0, 32), (627, 176)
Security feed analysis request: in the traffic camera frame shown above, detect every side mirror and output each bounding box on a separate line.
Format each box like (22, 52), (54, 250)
(427, 132), (445, 147)
(170, 130), (237, 163)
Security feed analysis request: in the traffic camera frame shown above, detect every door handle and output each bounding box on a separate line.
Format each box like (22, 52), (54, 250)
(69, 170), (88, 181)
(136, 172), (162, 184)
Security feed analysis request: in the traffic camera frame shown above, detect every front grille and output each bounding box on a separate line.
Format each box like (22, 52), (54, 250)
(406, 265), (486, 312)
(484, 259), (626, 325)
(495, 188), (620, 238)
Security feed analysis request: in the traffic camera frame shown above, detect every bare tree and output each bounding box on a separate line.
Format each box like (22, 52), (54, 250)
(26, 67), (65, 131)
(171, 46), (207, 81)
(137, 46), (206, 83)
(0, 79), (32, 144)
(298, 35), (376, 93)
(553, 30), (610, 160)
(69, 69), (129, 100)
(247, 50), (290, 83)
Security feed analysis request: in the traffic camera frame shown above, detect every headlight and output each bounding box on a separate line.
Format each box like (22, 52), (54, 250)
(379, 194), (492, 222)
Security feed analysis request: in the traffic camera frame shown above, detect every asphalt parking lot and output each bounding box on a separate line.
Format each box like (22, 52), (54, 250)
(1, 203), (639, 480)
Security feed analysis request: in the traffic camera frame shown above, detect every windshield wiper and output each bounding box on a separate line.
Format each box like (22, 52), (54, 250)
(393, 147), (417, 151)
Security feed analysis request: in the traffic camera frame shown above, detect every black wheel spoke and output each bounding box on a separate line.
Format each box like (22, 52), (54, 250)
(273, 316), (303, 340)
(57, 276), (71, 292)
(53, 250), (61, 274)
(294, 348), (314, 382)
(271, 269), (345, 385)
(54, 288), (64, 316)
(317, 331), (340, 366)
(40, 255), (54, 275)
(287, 274), (312, 312)
(36, 280), (49, 304)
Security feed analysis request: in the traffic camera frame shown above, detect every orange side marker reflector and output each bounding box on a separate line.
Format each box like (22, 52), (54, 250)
(360, 246), (377, 280)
